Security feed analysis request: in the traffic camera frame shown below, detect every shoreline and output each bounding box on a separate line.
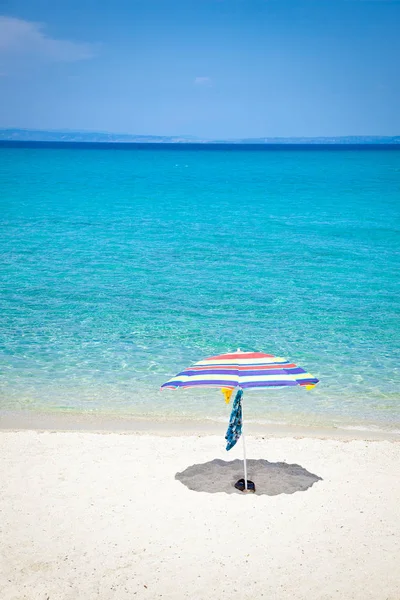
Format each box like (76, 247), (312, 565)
(1, 408), (399, 441)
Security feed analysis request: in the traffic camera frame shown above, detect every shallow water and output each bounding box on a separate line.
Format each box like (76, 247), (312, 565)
(1, 144), (399, 429)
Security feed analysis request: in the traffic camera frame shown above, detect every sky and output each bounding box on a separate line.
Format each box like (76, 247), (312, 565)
(0, 0), (399, 138)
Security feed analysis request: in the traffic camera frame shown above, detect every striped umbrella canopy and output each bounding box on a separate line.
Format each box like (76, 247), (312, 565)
(161, 349), (319, 391)
(161, 349), (319, 492)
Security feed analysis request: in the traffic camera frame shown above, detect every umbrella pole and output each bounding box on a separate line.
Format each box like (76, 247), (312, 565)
(241, 392), (248, 490)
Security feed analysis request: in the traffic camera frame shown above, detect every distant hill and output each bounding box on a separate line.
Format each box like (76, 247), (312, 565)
(0, 129), (199, 143)
(222, 135), (400, 145)
(0, 129), (399, 144)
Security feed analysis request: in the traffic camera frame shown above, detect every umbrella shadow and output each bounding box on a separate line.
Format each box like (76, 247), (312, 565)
(176, 458), (322, 496)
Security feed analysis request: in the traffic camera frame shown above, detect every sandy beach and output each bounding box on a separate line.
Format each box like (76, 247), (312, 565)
(1, 429), (399, 600)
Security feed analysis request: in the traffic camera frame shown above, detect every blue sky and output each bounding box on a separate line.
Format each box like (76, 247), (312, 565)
(0, 0), (399, 138)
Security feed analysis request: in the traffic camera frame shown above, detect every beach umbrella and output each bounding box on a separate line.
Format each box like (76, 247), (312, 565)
(161, 349), (319, 492)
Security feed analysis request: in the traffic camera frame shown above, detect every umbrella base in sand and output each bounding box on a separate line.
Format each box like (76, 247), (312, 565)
(234, 478), (256, 493)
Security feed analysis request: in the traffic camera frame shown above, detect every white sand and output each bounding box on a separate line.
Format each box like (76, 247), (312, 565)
(1, 431), (399, 600)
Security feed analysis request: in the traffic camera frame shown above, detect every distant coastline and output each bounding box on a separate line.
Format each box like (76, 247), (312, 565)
(0, 128), (399, 145)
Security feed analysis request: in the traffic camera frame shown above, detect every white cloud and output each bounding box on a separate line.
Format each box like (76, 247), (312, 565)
(0, 16), (97, 63)
(194, 76), (212, 86)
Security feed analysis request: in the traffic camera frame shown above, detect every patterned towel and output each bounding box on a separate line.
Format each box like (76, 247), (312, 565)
(225, 389), (243, 450)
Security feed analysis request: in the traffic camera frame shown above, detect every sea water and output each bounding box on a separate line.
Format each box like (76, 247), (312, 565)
(1, 143), (399, 430)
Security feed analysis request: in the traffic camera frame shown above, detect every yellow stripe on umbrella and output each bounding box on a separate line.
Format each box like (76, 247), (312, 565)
(221, 388), (234, 404)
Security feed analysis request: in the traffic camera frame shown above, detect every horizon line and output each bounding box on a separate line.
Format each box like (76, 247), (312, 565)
(0, 127), (400, 141)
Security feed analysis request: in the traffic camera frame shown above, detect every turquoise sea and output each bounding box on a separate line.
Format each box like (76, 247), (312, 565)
(1, 143), (399, 431)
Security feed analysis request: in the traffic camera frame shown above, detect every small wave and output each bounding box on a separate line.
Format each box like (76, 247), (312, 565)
(338, 424), (400, 434)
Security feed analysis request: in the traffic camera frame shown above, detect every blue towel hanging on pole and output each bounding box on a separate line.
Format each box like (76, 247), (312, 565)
(225, 389), (243, 450)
